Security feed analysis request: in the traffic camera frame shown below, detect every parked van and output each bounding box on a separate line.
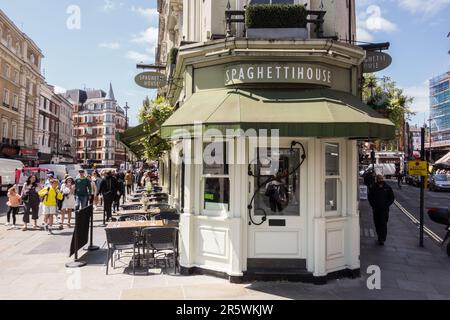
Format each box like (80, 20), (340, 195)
(39, 164), (67, 180)
(0, 158), (24, 192)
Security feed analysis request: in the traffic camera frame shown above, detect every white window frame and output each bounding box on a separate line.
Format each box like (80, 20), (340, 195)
(2, 120), (8, 139)
(3, 89), (10, 105)
(323, 141), (343, 217)
(13, 94), (18, 109)
(200, 138), (231, 217)
(11, 122), (17, 140)
(4, 64), (10, 79)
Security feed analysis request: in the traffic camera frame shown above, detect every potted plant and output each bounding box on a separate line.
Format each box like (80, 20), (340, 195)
(245, 4), (308, 39)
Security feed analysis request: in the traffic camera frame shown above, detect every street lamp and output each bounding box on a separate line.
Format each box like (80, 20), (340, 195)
(124, 102), (130, 171)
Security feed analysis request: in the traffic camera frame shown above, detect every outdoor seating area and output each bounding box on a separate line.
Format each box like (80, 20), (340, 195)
(104, 185), (179, 276)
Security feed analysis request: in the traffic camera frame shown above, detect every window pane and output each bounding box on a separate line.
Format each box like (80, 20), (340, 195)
(203, 142), (228, 175)
(325, 143), (339, 176)
(204, 178), (229, 211)
(254, 148), (300, 216)
(250, 0), (270, 4)
(273, 0), (294, 3)
(325, 178), (338, 211)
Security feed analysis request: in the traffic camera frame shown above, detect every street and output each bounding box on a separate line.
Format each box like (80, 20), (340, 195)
(388, 180), (450, 242)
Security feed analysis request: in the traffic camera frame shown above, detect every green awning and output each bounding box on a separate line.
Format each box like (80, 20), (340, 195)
(119, 122), (159, 158)
(161, 88), (395, 140)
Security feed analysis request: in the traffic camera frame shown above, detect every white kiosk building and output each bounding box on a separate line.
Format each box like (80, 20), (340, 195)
(155, 1), (394, 283)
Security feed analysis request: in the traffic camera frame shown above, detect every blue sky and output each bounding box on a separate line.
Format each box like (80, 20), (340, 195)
(1, 0), (159, 126)
(1, 0), (450, 127)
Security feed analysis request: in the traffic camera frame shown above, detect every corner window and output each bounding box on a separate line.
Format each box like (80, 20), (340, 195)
(324, 143), (341, 213)
(202, 141), (230, 215)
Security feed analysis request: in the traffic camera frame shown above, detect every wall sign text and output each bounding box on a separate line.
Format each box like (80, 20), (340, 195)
(225, 63), (332, 87)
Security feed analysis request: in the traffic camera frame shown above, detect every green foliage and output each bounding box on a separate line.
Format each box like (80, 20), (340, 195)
(138, 96), (174, 160)
(363, 74), (415, 148)
(168, 47), (179, 65)
(245, 4), (307, 29)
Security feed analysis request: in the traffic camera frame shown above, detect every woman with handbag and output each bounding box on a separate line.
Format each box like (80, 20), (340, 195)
(21, 175), (42, 231)
(60, 176), (76, 229)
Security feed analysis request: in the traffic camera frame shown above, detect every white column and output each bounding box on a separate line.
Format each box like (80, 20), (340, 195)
(345, 139), (360, 270)
(311, 139), (327, 277)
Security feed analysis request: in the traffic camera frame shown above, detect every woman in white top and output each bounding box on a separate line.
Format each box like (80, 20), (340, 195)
(60, 177), (76, 229)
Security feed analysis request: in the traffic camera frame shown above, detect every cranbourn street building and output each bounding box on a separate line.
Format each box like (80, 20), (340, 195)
(64, 84), (128, 167)
(0, 9), (43, 165)
(150, 0), (394, 283)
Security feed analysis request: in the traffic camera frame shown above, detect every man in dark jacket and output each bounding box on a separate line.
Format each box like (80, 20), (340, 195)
(368, 175), (395, 246)
(98, 170), (119, 222)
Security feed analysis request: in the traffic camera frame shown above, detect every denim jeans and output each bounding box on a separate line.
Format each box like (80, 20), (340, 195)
(75, 195), (89, 211)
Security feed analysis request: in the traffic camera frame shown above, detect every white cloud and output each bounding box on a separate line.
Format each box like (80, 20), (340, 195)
(98, 42), (120, 50)
(126, 51), (151, 62)
(54, 86), (67, 94)
(130, 27), (158, 45)
(356, 27), (374, 42)
(103, 0), (116, 12)
(398, 0), (450, 16)
(403, 82), (430, 113)
(131, 6), (158, 20)
(357, 4), (397, 42)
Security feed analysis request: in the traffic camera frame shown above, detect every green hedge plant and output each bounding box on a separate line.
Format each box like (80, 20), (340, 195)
(245, 4), (308, 29)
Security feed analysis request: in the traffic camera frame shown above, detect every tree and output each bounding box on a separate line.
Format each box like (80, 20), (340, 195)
(138, 96), (174, 160)
(362, 74), (415, 150)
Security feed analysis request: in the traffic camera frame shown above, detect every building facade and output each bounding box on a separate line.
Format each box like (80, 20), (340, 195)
(153, 1), (393, 283)
(64, 84), (127, 167)
(428, 70), (450, 160)
(0, 9), (43, 165)
(38, 84), (75, 164)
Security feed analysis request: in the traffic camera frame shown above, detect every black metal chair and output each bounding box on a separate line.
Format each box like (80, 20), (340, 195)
(148, 203), (171, 209)
(120, 204), (143, 211)
(157, 211), (180, 221)
(105, 227), (140, 275)
(118, 214), (147, 222)
(142, 227), (179, 274)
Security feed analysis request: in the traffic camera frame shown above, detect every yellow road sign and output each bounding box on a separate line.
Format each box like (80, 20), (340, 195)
(408, 160), (428, 176)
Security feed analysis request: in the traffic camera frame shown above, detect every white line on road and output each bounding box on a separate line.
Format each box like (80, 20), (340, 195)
(394, 200), (443, 243)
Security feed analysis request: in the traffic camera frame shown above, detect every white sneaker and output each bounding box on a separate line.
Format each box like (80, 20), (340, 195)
(5, 222), (10, 226)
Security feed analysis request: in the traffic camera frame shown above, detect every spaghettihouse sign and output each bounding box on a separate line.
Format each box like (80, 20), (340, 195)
(225, 63), (332, 87)
(135, 71), (167, 89)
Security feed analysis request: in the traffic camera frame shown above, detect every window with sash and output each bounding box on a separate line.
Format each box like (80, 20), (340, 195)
(202, 141), (230, 216)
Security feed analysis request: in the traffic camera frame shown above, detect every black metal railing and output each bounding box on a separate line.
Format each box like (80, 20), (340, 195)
(225, 9), (331, 39)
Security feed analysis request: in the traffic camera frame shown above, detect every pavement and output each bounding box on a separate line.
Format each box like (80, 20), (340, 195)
(0, 191), (450, 300)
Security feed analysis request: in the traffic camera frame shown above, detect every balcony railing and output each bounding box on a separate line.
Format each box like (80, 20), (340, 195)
(225, 8), (330, 40)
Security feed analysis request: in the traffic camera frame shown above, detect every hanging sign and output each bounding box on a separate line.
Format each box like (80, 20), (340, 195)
(134, 72), (167, 89)
(363, 52), (392, 73)
(225, 63), (333, 87)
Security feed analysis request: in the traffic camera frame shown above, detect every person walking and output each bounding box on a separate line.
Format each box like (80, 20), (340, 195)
(60, 177), (76, 229)
(113, 172), (125, 213)
(39, 179), (64, 235)
(368, 174), (395, 246)
(91, 170), (103, 209)
(98, 170), (119, 222)
(125, 170), (133, 197)
(5, 185), (21, 229)
(74, 169), (92, 211)
(395, 165), (403, 190)
(21, 175), (42, 231)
